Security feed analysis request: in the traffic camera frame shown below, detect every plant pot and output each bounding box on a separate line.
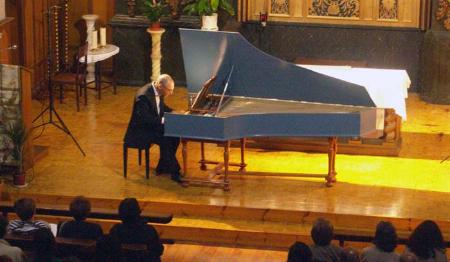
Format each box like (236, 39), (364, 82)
(150, 21), (161, 30)
(13, 174), (27, 187)
(201, 13), (218, 31)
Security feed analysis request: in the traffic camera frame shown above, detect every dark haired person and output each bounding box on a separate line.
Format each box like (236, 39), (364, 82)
(58, 196), (103, 240)
(30, 228), (60, 262)
(7, 198), (49, 235)
(309, 218), (344, 262)
(94, 234), (125, 262)
(287, 241), (312, 262)
(109, 198), (164, 261)
(0, 216), (23, 262)
(361, 221), (400, 262)
(404, 220), (447, 262)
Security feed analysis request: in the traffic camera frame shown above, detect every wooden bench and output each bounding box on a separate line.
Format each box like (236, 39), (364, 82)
(334, 228), (450, 247)
(0, 199), (174, 258)
(4, 233), (172, 261)
(0, 200), (173, 224)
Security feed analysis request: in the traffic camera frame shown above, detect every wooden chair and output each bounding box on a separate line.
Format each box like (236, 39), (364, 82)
(123, 143), (152, 179)
(53, 43), (88, 112)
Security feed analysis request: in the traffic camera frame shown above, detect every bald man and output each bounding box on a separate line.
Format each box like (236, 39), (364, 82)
(124, 74), (182, 183)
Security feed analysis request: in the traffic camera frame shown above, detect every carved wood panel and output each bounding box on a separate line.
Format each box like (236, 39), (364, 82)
(245, 0), (423, 28)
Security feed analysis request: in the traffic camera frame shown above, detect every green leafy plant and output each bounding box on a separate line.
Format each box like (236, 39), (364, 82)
(143, 0), (171, 23)
(183, 0), (235, 16)
(3, 120), (28, 175)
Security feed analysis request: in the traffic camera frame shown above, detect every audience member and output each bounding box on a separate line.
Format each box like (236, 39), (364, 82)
(94, 234), (124, 262)
(287, 241), (312, 262)
(343, 247), (360, 262)
(404, 220), (447, 262)
(109, 198), (164, 261)
(400, 253), (418, 262)
(7, 198), (50, 235)
(0, 255), (13, 262)
(0, 216), (23, 262)
(361, 221), (400, 262)
(31, 227), (60, 262)
(57, 196), (103, 240)
(309, 218), (344, 262)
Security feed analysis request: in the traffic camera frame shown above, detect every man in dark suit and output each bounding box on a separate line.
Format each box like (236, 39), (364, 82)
(124, 74), (182, 183)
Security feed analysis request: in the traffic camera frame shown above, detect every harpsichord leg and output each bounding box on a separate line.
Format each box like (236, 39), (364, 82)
(224, 140), (231, 191)
(181, 138), (189, 186)
(326, 137), (338, 187)
(200, 142), (207, 170)
(239, 138), (247, 172)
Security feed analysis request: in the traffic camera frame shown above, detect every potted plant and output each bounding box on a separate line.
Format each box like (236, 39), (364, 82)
(142, 0), (171, 29)
(3, 120), (29, 187)
(183, 0), (235, 30)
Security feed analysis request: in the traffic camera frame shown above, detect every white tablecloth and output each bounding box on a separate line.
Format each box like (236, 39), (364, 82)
(80, 44), (120, 63)
(298, 65), (410, 120)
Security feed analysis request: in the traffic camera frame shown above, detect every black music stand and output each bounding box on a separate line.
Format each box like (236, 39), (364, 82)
(33, 5), (86, 156)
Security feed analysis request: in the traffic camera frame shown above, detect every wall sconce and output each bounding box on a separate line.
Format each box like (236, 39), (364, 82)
(259, 12), (268, 27)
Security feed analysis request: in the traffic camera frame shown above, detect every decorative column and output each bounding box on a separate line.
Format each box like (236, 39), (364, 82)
(147, 28), (165, 81)
(82, 14), (98, 83)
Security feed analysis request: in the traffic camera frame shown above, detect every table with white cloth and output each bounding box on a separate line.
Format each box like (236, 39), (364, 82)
(80, 44), (120, 99)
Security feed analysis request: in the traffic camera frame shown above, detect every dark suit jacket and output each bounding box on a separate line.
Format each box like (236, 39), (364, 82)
(124, 84), (173, 148)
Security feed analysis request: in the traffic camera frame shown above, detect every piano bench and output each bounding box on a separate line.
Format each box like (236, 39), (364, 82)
(123, 143), (153, 179)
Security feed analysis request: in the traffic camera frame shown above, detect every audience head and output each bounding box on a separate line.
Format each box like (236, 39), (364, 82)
(33, 227), (56, 262)
(14, 198), (36, 221)
(408, 220), (445, 259)
(287, 241), (312, 262)
(0, 215), (7, 238)
(311, 218), (334, 246)
(95, 234), (124, 262)
(118, 198), (141, 224)
(70, 195), (91, 221)
(373, 221), (397, 252)
(155, 74), (174, 97)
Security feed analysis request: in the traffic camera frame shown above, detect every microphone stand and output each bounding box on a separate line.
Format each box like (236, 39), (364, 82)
(32, 5), (86, 156)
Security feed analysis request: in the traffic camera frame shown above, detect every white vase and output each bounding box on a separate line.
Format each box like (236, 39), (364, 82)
(201, 13), (218, 31)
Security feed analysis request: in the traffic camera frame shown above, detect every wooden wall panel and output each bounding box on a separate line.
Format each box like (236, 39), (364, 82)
(247, 0), (424, 28)
(68, 0), (88, 49)
(0, 18), (14, 64)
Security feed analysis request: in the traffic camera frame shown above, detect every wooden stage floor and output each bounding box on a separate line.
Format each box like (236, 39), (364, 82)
(4, 86), (450, 235)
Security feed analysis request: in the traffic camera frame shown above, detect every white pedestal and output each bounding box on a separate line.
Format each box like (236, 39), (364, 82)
(147, 28), (165, 81)
(82, 14), (98, 84)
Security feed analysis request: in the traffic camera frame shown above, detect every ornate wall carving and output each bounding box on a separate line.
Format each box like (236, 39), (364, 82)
(379, 0), (398, 20)
(271, 0), (289, 15)
(247, 0), (423, 28)
(308, 0), (360, 17)
(436, 0), (450, 30)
